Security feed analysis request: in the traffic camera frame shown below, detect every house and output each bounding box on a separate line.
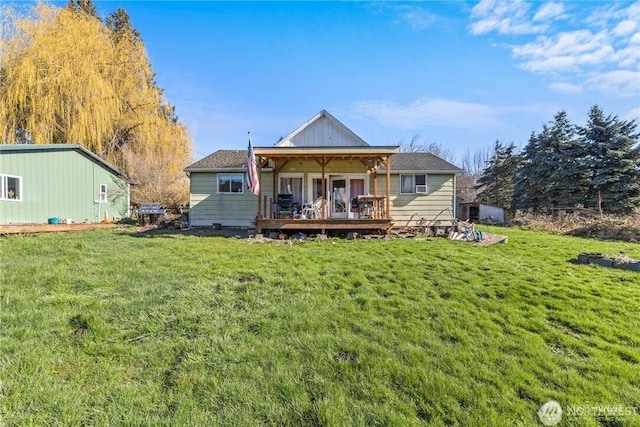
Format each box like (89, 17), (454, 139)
(185, 110), (462, 233)
(0, 144), (131, 225)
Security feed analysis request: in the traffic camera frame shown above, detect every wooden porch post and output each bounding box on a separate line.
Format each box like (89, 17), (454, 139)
(257, 158), (262, 219)
(385, 156), (391, 219)
(321, 156), (326, 219)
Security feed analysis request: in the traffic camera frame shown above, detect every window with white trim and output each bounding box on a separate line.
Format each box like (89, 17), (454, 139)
(218, 173), (244, 194)
(99, 184), (108, 202)
(1, 174), (22, 201)
(400, 174), (427, 194)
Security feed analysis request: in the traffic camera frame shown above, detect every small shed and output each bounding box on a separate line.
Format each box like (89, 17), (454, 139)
(0, 144), (131, 224)
(460, 202), (505, 223)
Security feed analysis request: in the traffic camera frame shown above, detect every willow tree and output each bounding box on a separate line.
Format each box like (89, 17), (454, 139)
(0, 3), (192, 206)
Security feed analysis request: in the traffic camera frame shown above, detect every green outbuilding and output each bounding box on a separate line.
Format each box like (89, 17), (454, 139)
(0, 144), (131, 225)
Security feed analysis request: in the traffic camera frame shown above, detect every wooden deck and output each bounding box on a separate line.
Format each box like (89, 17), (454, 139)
(256, 218), (392, 234)
(0, 223), (118, 234)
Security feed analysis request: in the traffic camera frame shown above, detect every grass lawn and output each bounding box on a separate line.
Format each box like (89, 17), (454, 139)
(0, 226), (639, 426)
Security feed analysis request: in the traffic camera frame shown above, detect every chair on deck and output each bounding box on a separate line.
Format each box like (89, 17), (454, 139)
(301, 198), (322, 219)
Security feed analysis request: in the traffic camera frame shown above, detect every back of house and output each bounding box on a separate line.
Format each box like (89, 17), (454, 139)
(185, 110), (462, 229)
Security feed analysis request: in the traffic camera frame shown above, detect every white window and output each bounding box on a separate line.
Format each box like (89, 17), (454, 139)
(99, 184), (108, 202)
(400, 174), (427, 194)
(218, 173), (244, 194)
(1, 174), (22, 201)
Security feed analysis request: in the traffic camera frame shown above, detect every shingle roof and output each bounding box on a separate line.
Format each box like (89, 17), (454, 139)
(186, 150), (462, 173)
(381, 153), (463, 173)
(185, 150), (248, 170)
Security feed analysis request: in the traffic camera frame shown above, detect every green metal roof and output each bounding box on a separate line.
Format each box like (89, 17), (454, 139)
(0, 144), (131, 182)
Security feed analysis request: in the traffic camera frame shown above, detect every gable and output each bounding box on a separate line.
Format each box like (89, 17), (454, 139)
(276, 110), (369, 147)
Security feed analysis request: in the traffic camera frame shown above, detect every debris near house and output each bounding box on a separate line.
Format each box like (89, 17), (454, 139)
(449, 221), (508, 246)
(575, 253), (640, 271)
(392, 210), (457, 238)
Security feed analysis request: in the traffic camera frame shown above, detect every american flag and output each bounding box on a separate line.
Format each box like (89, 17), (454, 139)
(247, 132), (260, 195)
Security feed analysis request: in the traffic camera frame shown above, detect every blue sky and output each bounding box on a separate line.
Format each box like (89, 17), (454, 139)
(30, 1), (640, 161)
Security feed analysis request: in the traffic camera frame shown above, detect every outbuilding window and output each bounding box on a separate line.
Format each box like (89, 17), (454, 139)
(99, 184), (108, 202)
(218, 173), (244, 194)
(1, 174), (22, 201)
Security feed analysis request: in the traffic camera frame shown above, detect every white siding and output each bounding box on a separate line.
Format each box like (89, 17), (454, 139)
(281, 116), (367, 147)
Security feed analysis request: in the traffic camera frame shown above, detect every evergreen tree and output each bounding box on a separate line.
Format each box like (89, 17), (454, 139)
(579, 105), (640, 213)
(106, 8), (141, 43)
(66, 0), (97, 17)
(546, 110), (587, 208)
(512, 129), (550, 212)
(476, 141), (520, 213)
(513, 111), (586, 211)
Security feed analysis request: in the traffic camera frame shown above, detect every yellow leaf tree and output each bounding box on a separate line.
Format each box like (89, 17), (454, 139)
(0, 1), (192, 207)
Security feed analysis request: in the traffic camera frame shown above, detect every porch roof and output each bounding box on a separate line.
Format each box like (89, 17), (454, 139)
(253, 145), (399, 159)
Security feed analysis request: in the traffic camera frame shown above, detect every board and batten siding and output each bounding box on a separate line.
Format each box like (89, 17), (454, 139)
(279, 115), (366, 147)
(374, 174), (457, 224)
(0, 149), (128, 224)
(189, 172), (274, 227)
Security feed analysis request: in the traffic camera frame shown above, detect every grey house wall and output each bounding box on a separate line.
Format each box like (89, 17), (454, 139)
(0, 148), (129, 224)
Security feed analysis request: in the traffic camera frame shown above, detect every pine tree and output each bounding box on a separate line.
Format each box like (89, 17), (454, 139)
(476, 141), (520, 213)
(513, 111), (587, 212)
(546, 110), (587, 208)
(512, 130), (548, 212)
(579, 105), (640, 213)
(66, 0), (97, 17)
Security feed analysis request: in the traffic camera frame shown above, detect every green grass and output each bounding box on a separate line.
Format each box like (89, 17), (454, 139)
(0, 227), (639, 426)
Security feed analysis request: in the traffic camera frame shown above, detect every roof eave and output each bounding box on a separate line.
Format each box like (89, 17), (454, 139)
(184, 167), (274, 173)
(254, 146), (400, 157)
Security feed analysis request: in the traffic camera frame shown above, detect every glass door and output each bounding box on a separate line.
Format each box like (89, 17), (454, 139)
(330, 178), (348, 218)
(349, 179), (365, 218)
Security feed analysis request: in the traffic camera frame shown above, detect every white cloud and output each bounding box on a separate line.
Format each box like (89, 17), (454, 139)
(393, 5), (437, 31)
(624, 107), (640, 122)
(613, 20), (637, 37)
(586, 70), (640, 97)
(353, 98), (504, 130)
(533, 2), (567, 22)
(549, 82), (583, 94)
(471, 1), (640, 98)
(469, 0), (547, 35)
(513, 30), (617, 72)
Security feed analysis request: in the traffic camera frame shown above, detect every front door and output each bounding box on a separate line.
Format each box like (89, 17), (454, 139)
(330, 178), (348, 218)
